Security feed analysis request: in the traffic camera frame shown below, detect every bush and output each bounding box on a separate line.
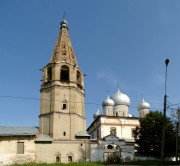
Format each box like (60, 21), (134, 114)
(105, 152), (121, 164)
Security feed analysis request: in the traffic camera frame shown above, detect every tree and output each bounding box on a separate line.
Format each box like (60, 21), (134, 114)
(133, 111), (176, 157)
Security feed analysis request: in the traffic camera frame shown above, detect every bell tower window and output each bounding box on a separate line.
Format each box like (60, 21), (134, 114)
(77, 70), (82, 86)
(62, 99), (67, 110)
(61, 65), (69, 81)
(47, 67), (52, 82)
(62, 104), (67, 110)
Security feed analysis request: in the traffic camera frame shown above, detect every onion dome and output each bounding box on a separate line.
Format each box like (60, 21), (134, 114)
(138, 98), (150, 110)
(111, 89), (130, 106)
(60, 19), (68, 29)
(93, 109), (101, 119)
(102, 95), (115, 107)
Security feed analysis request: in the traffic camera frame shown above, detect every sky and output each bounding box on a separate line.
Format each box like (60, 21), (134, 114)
(0, 0), (180, 127)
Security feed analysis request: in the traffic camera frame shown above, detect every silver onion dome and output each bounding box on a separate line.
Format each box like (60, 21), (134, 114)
(60, 19), (68, 29)
(111, 89), (130, 106)
(102, 95), (115, 107)
(93, 109), (101, 119)
(138, 98), (150, 110)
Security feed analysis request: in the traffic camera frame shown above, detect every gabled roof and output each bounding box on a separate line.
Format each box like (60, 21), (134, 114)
(0, 126), (38, 136)
(103, 134), (120, 141)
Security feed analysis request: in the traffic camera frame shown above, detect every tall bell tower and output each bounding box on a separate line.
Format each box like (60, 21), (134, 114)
(36, 19), (89, 163)
(39, 19), (86, 140)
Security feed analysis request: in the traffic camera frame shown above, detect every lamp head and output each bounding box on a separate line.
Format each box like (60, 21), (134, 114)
(165, 59), (169, 67)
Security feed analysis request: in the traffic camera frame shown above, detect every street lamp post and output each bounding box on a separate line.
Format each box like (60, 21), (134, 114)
(161, 59), (169, 160)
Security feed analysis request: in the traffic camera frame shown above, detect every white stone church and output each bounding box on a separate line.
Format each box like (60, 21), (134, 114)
(0, 19), (150, 165)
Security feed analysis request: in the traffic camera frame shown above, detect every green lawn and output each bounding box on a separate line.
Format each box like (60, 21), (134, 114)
(122, 160), (180, 165)
(12, 160), (180, 166)
(13, 162), (105, 166)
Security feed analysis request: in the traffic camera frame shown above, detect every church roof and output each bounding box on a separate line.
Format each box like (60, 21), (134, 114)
(111, 89), (130, 106)
(138, 98), (150, 110)
(0, 126), (38, 136)
(50, 19), (78, 67)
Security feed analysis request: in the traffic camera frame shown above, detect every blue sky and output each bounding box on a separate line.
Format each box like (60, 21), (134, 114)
(0, 0), (180, 127)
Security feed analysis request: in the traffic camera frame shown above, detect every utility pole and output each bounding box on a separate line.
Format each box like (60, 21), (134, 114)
(161, 59), (169, 160)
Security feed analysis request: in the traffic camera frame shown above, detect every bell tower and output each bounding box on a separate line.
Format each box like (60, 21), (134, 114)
(39, 19), (86, 140)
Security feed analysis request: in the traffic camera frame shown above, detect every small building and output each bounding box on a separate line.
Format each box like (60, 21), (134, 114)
(0, 126), (38, 165)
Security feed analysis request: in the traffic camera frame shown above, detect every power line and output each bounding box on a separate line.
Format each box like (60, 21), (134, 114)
(0, 95), (179, 111)
(0, 95), (101, 106)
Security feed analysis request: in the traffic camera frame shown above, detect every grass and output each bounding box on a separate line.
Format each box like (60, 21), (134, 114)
(122, 160), (180, 165)
(13, 162), (105, 166)
(12, 160), (180, 165)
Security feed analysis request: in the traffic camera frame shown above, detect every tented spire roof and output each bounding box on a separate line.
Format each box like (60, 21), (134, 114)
(50, 19), (78, 66)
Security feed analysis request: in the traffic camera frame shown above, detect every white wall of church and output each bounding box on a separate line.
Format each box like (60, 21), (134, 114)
(89, 117), (139, 140)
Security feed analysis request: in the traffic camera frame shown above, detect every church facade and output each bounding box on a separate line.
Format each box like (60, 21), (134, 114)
(87, 91), (150, 162)
(0, 19), (150, 165)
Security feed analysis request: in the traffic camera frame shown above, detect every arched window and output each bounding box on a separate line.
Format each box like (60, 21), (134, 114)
(110, 127), (116, 136)
(62, 99), (67, 110)
(56, 156), (61, 163)
(55, 153), (61, 163)
(107, 145), (113, 149)
(97, 129), (99, 138)
(60, 65), (69, 81)
(106, 108), (109, 115)
(77, 70), (81, 85)
(67, 155), (73, 162)
(47, 67), (52, 82)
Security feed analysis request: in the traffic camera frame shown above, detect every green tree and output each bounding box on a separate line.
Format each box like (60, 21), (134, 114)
(134, 111), (176, 157)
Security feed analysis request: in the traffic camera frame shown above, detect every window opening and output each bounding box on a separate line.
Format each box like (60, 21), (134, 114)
(107, 145), (113, 149)
(62, 103), (67, 110)
(62, 99), (67, 110)
(47, 67), (52, 82)
(110, 127), (116, 136)
(97, 129), (99, 138)
(68, 156), (73, 162)
(56, 156), (60, 163)
(61, 65), (69, 81)
(63, 132), (66, 136)
(17, 142), (24, 154)
(77, 71), (81, 85)
(131, 128), (135, 137)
